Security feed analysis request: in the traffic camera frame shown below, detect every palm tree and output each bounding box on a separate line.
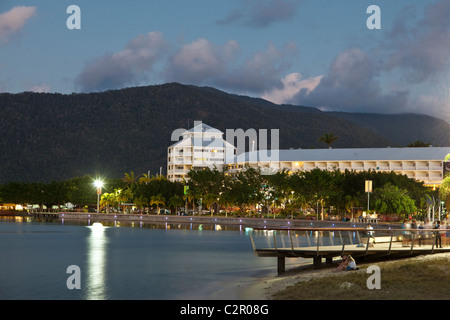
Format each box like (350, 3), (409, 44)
(168, 195), (184, 214)
(116, 188), (133, 213)
(122, 171), (140, 188)
(440, 175), (450, 208)
(150, 194), (165, 215)
(100, 192), (117, 213)
(139, 172), (153, 185)
(319, 133), (339, 148)
(344, 194), (360, 221)
(203, 193), (219, 216)
(183, 190), (195, 215)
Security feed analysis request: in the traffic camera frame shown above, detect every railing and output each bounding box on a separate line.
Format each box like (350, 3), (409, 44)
(250, 227), (450, 257)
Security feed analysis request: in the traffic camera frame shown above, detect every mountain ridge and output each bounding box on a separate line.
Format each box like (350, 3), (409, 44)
(0, 82), (448, 182)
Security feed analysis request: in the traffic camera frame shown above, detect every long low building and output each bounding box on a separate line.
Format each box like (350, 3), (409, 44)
(167, 123), (450, 187)
(229, 147), (450, 187)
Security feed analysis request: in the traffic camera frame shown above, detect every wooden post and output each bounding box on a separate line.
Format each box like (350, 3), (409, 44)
(277, 257), (285, 275)
(313, 255), (322, 269)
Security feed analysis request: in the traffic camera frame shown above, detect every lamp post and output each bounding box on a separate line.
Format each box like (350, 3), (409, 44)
(94, 180), (103, 213)
(365, 180), (372, 213)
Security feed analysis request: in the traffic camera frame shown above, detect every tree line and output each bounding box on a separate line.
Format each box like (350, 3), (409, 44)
(0, 166), (443, 220)
(185, 166), (436, 220)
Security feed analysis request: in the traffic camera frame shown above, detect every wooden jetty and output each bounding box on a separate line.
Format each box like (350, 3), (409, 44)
(249, 227), (450, 274)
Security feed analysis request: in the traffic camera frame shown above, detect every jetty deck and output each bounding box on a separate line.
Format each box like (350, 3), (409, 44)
(250, 227), (450, 274)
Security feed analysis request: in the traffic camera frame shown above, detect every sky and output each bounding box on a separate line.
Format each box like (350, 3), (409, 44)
(1, 0), (449, 123)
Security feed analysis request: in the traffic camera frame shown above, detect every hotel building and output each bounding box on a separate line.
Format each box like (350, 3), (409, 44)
(229, 147), (450, 188)
(168, 123), (450, 187)
(167, 122), (236, 182)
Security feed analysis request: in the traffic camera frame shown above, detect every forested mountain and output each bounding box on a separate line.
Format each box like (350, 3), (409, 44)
(1, 82), (449, 183)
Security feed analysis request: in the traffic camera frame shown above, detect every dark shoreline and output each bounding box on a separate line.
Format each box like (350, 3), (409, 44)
(15, 211), (399, 229)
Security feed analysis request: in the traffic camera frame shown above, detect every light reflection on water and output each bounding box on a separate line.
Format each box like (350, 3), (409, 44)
(0, 218), (308, 300)
(86, 223), (107, 300)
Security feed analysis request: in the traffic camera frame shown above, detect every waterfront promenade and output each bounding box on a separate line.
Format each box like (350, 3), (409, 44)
(27, 211), (382, 229)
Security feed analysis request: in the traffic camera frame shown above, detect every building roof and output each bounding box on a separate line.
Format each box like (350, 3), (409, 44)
(169, 136), (236, 149)
(231, 147), (450, 163)
(184, 122), (223, 135)
(169, 122), (226, 148)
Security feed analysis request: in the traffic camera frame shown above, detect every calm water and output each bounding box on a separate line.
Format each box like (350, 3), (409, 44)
(0, 218), (305, 300)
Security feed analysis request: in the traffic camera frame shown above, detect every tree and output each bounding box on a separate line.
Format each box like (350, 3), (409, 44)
(407, 140), (431, 147)
(67, 176), (97, 208)
(168, 195), (184, 214)
(122, 171), (140, 188)
(101, 192), (119, 213)
(203, 193), (219, 216)
(150, 194), (165, 214)
(229, 166), (264, 215)
(440, 175), (450, 212)
(344, 194), (361, 221)
(319, 133), (339, 148)
(372, 183), (417, 215)
(266, 169), (292, 214)
(300, 169), (334, 220)
(139, 172), (153, 185)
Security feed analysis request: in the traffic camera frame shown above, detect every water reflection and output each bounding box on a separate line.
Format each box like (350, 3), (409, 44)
(86, 222), (108, 300)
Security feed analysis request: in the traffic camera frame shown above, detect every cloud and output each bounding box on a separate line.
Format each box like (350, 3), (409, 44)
(287, 48), (409, 114)
(165, 40), (298, 94)
(218, 0), (300, 27)
(164, 38), (240, 84)
(261, 72), (322, 104)
(28, 83), (51, 93)
(75, 31), (168, 92)
(0, 6), (36, 42)
(74, 31), (297, 94)
(383, 0), (450, 83)
(265, 0), (450, 122)
(221, 42), (298, 92)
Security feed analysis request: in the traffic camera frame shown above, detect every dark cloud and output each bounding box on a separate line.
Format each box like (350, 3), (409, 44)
(218, 0), (300, 27)
(163, 38), (240, 84)
(164, 40), (298, 94)
(217, 42), (298, 92)
(75, 32), (168, 92)
(289, 48), (409, 114)
(267, 0), (449, 122)
(383, 0), (450, 83)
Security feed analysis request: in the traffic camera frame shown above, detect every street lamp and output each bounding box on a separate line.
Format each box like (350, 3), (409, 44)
(365, 180), (373, 213)
(94, 179), (103, 213)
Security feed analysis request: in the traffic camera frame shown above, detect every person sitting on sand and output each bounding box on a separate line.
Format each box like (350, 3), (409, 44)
(345, 255), (357, 271)
(335, 254), (358, 272)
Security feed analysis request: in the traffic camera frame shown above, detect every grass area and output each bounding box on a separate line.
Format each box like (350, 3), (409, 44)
(272, 258), (450, 300)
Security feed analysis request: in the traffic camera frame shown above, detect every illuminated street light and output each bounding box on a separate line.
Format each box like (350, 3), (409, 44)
(94, 179), (104, 213)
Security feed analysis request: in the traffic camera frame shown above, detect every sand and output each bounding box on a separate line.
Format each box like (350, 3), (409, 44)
(239, 252), (450, 300)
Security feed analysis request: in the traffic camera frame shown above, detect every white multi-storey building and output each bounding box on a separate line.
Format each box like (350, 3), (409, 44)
(168, 123), (450, 187)
(167, 122), (236, 182)
(229, 147), (450, 188)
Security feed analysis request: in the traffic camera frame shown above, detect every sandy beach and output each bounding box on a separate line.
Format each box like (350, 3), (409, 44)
(240, 252), (450, 300)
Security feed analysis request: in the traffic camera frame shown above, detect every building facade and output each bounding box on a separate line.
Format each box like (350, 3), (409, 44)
(167, 122), (236, 182)
(229, 147), (450, 188)
(168, 123), (450, 187)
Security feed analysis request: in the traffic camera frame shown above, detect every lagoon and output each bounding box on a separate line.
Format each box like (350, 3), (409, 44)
(0, 218), (307, 300)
